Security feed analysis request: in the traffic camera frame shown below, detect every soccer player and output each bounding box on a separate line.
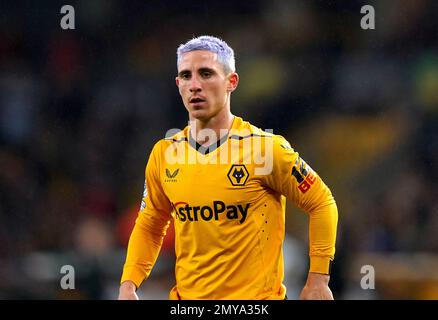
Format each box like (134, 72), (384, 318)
(118, 36), (338, 300)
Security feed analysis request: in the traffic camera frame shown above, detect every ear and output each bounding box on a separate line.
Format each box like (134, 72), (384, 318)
(175, 76), (180, 87)
(227, 72), (239, 92)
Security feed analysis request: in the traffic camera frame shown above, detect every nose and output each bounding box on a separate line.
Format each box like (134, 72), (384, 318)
(189, 75), (202, 93)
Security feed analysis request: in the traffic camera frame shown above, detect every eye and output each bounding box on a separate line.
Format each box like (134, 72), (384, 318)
(179, 72), (191, 80)
(201, 70), (212, 78)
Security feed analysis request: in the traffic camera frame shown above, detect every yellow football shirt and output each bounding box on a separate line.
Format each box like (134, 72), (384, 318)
(121, 116), (338, 299)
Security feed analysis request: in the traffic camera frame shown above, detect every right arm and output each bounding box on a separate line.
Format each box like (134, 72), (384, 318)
(118, 280), (139, 300)
(118, 142), (173, 299)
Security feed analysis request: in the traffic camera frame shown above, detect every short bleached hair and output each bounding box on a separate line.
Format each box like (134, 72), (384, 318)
(176, 35), (236, 74)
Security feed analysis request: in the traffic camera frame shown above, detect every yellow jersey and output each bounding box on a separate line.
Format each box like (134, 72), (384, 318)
(121, 116), (338, 300)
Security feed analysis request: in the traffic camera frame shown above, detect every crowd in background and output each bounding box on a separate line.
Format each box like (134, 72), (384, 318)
(1, 0), (437, 299)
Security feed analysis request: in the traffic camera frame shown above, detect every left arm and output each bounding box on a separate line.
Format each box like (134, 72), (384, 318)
(300, 196), (338, 299)
(300, 273), (333, 300)
(263, 136), (338, 299)
(296, 156), (337, 300)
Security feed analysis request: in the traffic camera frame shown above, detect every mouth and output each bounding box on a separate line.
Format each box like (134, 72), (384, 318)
(189, 97), (206, 104)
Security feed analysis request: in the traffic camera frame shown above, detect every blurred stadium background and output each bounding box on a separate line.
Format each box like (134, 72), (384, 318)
(1, 0), (437, 299)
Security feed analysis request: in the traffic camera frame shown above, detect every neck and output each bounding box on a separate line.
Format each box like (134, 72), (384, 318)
(190, 108), (235, 146)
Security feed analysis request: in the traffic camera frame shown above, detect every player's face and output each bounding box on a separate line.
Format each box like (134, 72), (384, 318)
(176, 50), (238, 121)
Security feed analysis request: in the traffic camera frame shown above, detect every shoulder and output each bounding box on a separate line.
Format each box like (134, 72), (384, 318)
(239, 118), (294, 149)
(230, 117), (276, 139)
(152, 127), (189, 151)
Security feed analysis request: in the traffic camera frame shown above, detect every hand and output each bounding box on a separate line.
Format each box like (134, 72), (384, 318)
(299, 273), (334, 300)
(118, 281), (139, 300)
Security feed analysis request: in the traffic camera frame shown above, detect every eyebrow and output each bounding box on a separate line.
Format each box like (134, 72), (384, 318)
(178, 70), (190, 77)
(198, 67), (216, 73)
(178, 67), (216, 77)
